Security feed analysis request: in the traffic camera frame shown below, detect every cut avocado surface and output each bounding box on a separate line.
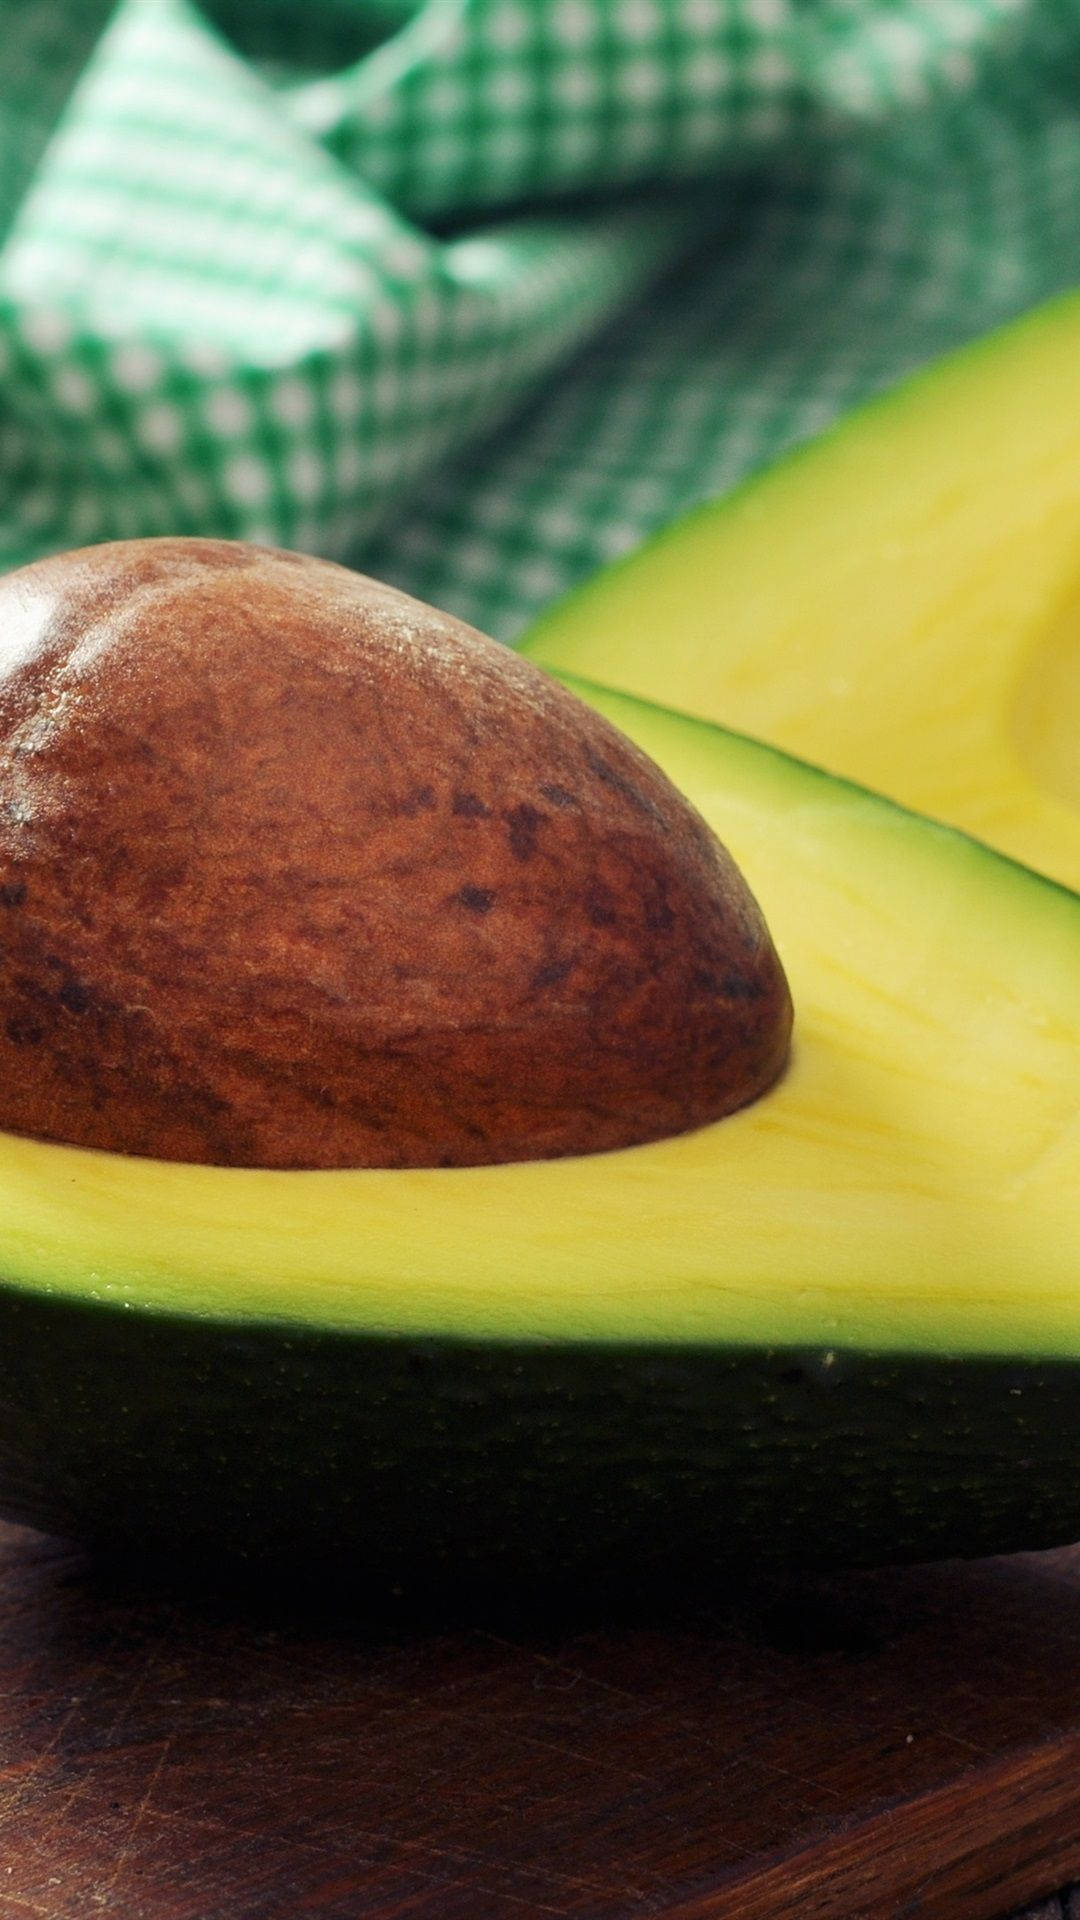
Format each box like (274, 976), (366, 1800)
(0, 680), (1076, 1578)
(520, 291), (1080, 891)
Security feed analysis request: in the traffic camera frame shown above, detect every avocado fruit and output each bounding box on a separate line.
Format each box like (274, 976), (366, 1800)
(0, 672), (1076, 1585)
(520, 290), (1080, 892)
(0, 539), (790, 1168)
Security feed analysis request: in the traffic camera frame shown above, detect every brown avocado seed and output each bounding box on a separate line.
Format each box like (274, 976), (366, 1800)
(0, 538), (792, 1168)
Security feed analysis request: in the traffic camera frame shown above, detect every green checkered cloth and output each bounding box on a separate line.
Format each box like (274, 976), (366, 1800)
(3, 0), (1080, 637)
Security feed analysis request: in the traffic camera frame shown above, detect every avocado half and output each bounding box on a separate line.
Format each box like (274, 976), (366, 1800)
(0, 677), (1077, 1585)
(521, 290), (1080, 892)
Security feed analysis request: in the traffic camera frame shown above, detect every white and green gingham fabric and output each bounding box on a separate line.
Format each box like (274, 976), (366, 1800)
(3, 0), (1080, 643)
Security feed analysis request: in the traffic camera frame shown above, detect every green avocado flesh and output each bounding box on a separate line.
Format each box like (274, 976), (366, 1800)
(521, 291), (1080, 892)
(0, 680), (1077, 1580)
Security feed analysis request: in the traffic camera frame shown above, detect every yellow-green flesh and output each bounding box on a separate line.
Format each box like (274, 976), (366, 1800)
(1, 677), (1077, 1359)
(521, 290), (1080, 892)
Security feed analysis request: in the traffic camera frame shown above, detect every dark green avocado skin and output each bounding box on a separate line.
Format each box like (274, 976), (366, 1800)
(0, 1284), (1078, 1596)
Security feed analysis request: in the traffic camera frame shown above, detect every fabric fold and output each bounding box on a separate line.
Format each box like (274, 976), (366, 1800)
(0, 0), (1078, 603)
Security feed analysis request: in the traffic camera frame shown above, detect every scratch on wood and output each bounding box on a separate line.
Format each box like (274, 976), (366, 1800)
(0, 1682), (102, 1820)
(88, 1734), (175, 1908)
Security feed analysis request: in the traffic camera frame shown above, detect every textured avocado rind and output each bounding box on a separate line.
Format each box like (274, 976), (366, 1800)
(2, 1282), (1079, 1589)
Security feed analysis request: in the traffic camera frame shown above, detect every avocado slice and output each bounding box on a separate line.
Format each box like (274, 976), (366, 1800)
(0, 678), (1076, 1586)
(520, 292), (1080, 892)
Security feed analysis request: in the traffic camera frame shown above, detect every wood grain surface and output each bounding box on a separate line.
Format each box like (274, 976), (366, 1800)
(2, 1519), (1080, 1919)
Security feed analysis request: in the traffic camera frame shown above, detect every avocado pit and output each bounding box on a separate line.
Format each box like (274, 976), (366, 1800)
(0, 538), (792, 1168)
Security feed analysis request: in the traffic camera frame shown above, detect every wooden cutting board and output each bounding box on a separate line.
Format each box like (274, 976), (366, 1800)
(3, 1518), (1080, 1919)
